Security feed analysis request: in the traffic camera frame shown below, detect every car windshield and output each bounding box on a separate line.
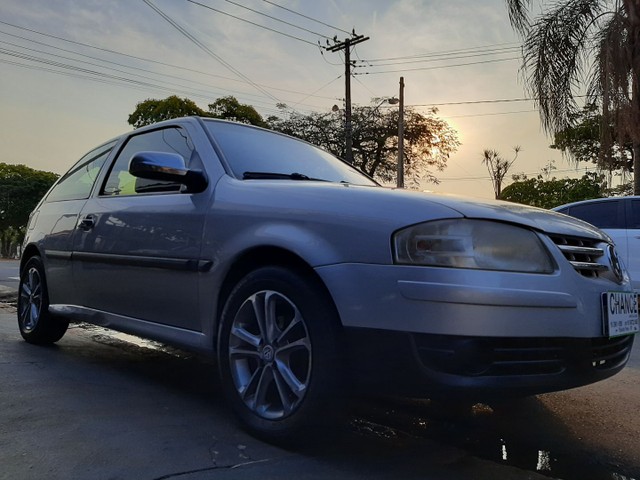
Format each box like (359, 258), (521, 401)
(204, 120), (377, 186)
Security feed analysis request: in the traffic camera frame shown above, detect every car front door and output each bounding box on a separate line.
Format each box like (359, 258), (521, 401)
(72, 126), (211, 331)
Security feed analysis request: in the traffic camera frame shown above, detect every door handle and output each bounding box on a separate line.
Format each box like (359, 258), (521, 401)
(79, 215), (95, 231)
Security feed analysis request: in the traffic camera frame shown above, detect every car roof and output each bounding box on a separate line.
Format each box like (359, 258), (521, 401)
(552, 196), (640, 211)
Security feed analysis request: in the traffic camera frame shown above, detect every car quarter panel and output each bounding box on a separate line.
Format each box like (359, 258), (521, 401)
(201, 176), (465, 268)
(26, 199), (87, 305)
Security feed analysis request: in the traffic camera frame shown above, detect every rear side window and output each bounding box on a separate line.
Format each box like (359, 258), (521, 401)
(567, 201), (624, 229)
(46, 141), (116, 202)
(102, 127), (194, 196)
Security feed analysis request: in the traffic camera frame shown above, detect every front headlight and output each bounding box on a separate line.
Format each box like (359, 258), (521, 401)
(393, 219), (555, 273)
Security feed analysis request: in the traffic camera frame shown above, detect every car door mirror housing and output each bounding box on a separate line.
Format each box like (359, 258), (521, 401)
(129, 151), (207, 193)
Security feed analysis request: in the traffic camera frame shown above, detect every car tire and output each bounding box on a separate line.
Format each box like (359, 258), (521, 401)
(18, 256), (69, 345)
(218, 266), (343, 444)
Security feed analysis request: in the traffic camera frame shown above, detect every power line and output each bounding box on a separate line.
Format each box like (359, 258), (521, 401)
(261, 0), (352, 36)
(289, 75), (343, 109)
(0, 20), (530, 107)
(185, 0), (319, 46)
(357, 47), (521, 68)
(0, 24), (339, 102)
(0, 57), (293, 117)
(446, 110), (537, 119)
(355, 56), (520, 75)
(351, 74), (377, 98)
(0, 43), (298, 112)
(142, 0), (280, 102)
(411, 94), (591, 108)
(360, 42), (522, 62)
(415, 97), (533, 107)
(221, 0), (332, 39)
(0, 32), (335, 112)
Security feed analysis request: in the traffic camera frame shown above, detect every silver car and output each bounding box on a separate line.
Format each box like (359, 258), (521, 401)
(19, 117), (638, 442)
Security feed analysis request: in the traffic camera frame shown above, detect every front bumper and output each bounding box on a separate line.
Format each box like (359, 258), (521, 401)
(315, 260), (635, 395)
(315, 263), (631, 338)
(343, 328), (634, 397)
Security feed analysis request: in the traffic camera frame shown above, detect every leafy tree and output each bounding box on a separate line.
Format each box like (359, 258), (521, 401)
(551, 104), (633, 176)
(482, 146), (520, 199)
(269, 103), (459, 186)
(0, 226), (22, 259)
(128, 95), (269, 129)
(128, 95), (209, 128)
(506, 0), (640, 193)
(499, 172), (607, 209)
(267, 106), (344, 158)
(208, 96), (267, 127)
(0, 163), (58, 257)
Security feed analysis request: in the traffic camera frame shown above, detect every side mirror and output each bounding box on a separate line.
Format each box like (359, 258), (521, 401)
(129, 151), (207, 193)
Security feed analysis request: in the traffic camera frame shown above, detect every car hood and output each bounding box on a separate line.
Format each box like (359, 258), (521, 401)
(420, 191), (610, 241)
(218, 179), (610, 242)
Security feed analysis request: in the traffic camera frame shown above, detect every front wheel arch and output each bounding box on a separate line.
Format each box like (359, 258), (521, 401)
(215, 247), (341, 341)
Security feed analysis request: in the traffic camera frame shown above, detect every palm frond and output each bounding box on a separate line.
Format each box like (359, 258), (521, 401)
(506, 0), (533, 35)
(522, 0), (605, 134)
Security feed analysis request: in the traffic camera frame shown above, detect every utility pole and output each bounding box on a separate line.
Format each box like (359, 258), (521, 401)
(397, 76), (405, 188)
(326, 34), (369, 164)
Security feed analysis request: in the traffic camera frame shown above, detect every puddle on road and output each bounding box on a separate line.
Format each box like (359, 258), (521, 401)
(73, 323), (194, 359)
(350, 399), (639, 480)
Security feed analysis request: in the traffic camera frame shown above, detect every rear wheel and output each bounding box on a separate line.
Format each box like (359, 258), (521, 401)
(218, 266), (343, 443)
(18, 256), (68, 344)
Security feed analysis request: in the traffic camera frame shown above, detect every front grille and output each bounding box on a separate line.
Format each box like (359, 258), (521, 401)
(549, 235), (607, 278)
(591, 335), (633, 370)
(413, 334), (634, 377)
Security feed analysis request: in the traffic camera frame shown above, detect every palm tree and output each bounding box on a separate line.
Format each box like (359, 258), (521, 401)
(482, 146), (521, 199)
(506, 0), (640, 193)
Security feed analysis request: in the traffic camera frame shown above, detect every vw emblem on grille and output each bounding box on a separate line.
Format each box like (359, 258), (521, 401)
(608, 245), (624, 284)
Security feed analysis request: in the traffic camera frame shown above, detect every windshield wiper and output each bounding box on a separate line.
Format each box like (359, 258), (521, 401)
(243, 171), (325, 181)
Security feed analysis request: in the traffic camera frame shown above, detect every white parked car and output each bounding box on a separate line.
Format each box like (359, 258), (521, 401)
(19, 117), (639, 442)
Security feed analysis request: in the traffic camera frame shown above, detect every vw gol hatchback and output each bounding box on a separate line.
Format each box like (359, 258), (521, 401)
(19, 117), (638, 441)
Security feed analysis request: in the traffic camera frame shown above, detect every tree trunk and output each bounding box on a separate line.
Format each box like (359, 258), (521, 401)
(624, 0), (640, 194)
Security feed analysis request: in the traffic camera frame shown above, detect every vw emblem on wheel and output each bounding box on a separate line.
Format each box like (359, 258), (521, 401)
(608, 245), (624, 284)
(261, 345), (275, 363)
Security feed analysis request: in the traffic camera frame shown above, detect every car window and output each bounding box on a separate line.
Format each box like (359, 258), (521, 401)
(46, 141), (116, 202)
(567, 200), (624, 229)
(629, 200), (640, 229)
(204, 120), (377, 186)
(102, 127), (194, 196)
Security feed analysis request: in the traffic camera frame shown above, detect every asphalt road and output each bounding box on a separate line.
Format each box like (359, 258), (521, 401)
(0, 301), (639, 480)
(0, 259), (19, 299)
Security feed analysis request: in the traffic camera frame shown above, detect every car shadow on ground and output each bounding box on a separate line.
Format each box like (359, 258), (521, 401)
(10, 321), (638, 480)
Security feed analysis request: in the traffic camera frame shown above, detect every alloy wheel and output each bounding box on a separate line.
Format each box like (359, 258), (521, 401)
(228, 290), (312, 420)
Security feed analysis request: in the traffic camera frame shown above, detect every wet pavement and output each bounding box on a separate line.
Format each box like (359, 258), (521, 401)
(1, 302), (638, 480)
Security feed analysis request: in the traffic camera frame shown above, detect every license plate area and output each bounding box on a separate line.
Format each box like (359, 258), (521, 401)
(602, 291), (640, 338)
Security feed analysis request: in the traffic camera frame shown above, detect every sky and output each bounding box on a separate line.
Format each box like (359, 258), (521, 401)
(0, 0), (594, 199)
